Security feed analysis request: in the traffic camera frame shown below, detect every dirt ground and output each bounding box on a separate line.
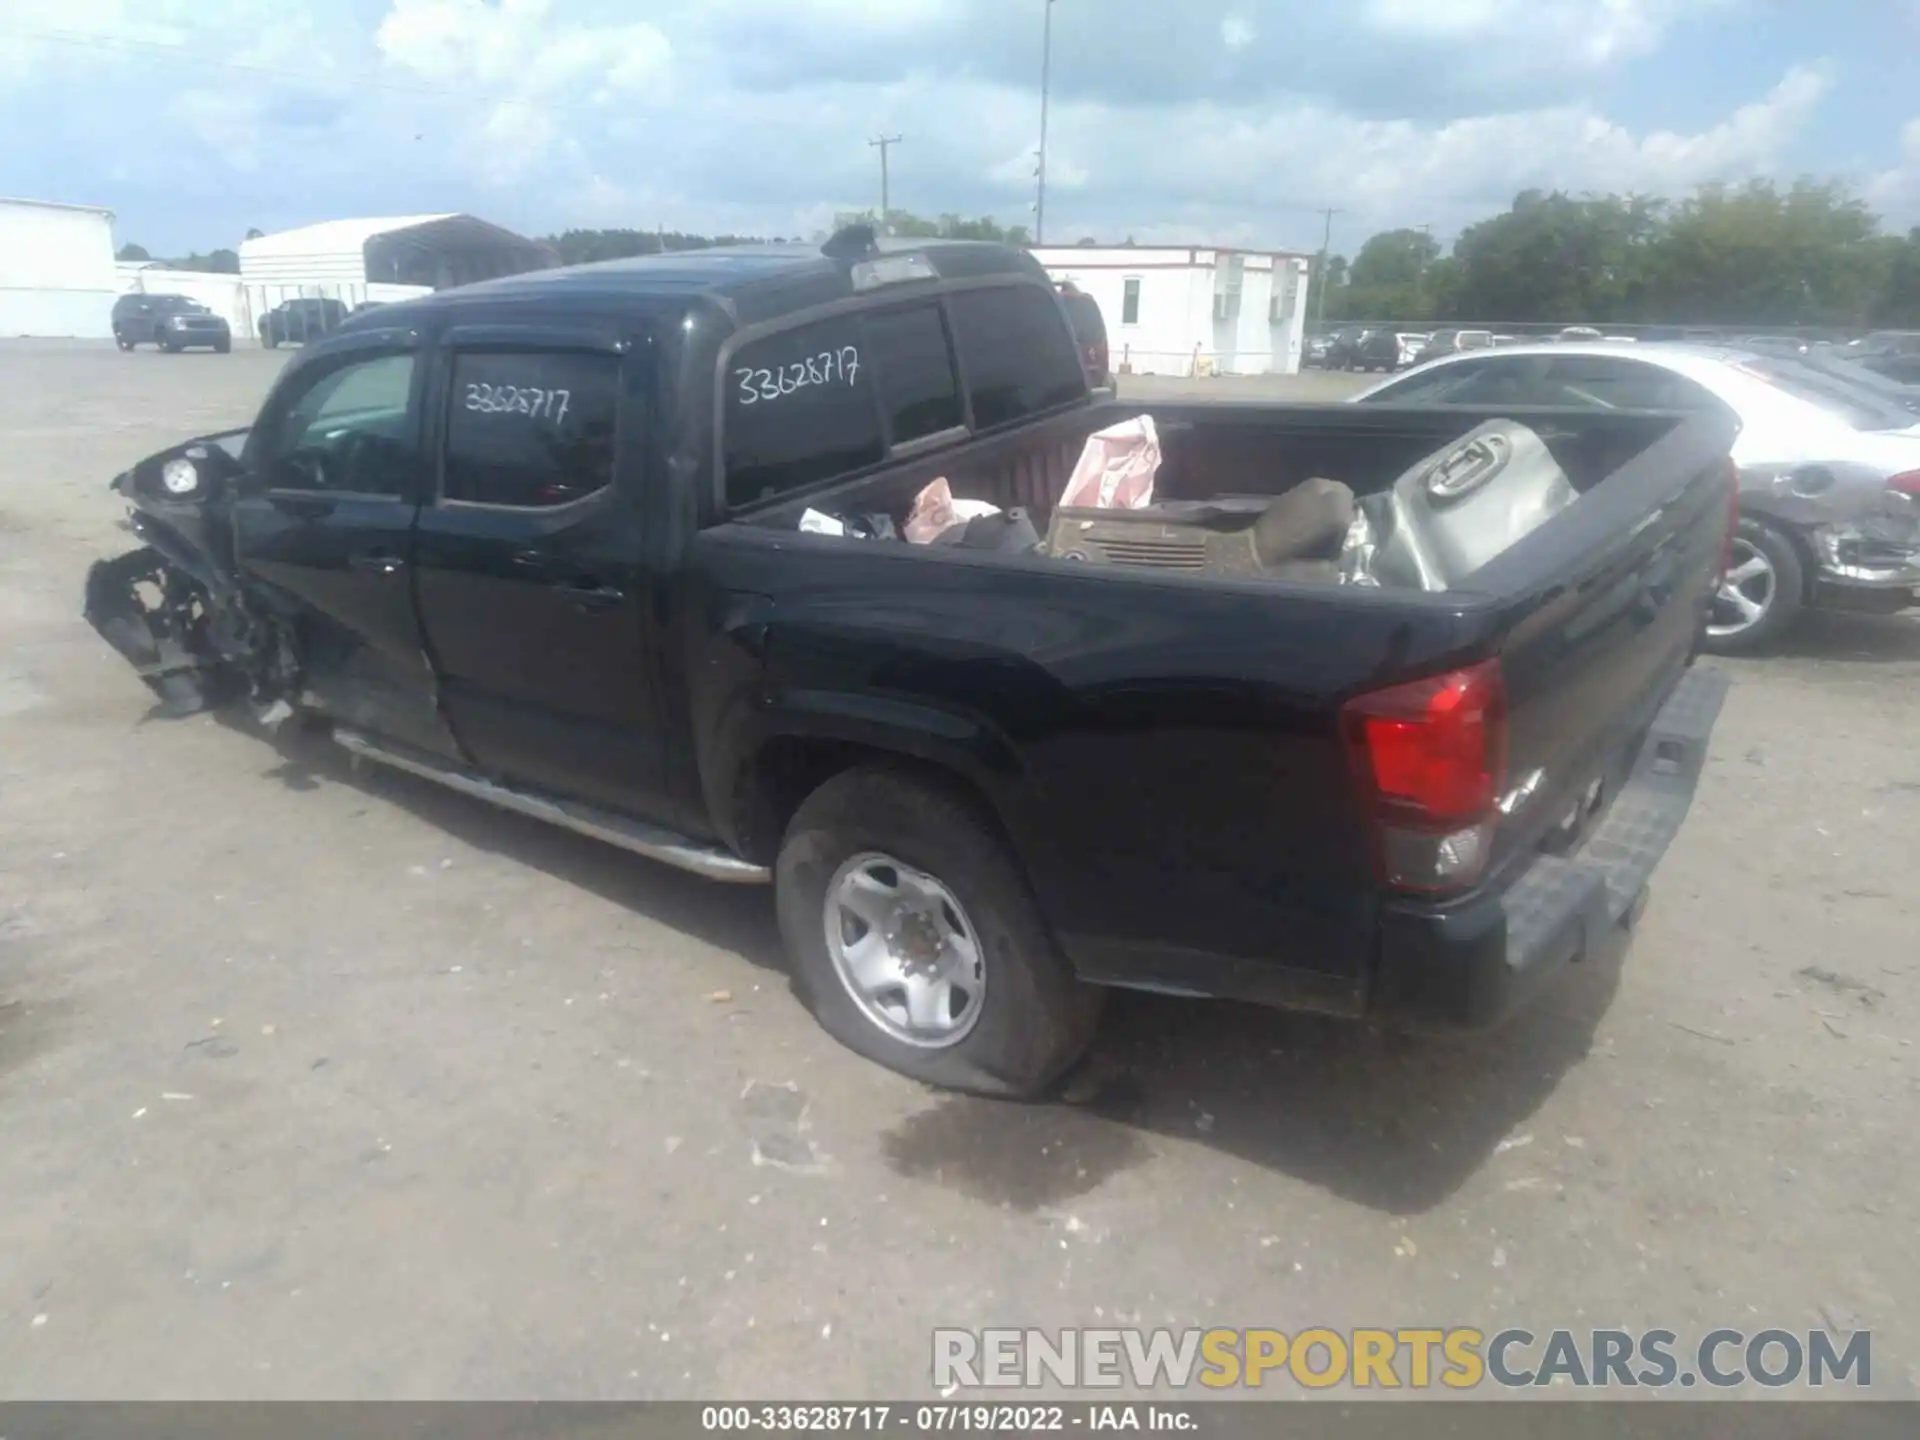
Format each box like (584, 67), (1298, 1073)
(1, 342), (1916, 1399)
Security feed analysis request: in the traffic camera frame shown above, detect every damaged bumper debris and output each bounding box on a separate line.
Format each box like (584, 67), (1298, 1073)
(85, 543), (295, 717)
(85, 431), (300, 717)
(1810, 497), (1920, 590)
(85, 530), (297, 720)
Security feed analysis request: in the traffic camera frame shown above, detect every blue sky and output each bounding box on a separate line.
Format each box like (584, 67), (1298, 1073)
(3, 0), (1917, 257)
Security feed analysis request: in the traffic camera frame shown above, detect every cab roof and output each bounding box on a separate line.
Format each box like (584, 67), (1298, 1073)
(364, 232), (1054, 332)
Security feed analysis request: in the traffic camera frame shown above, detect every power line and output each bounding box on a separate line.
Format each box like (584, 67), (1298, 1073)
(1313, 206), (1342, 327)
(869, 135), (902, 230)
(1035, 0), (1056, 245)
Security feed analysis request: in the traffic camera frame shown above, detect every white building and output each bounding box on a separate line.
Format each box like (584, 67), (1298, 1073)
(0, 197), (119, 339)
(1032, 245), (1314, 377)
(239, 214), (553, 326)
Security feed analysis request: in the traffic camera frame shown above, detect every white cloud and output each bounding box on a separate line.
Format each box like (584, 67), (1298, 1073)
(1361, 0), (1735, 67)
(372, 0), (674, 191)
(1866, 117), (1920, 227)
(0, 0), (1887, 257)
(376, 0), (672, 99)
(1012, 63), (1833, 247)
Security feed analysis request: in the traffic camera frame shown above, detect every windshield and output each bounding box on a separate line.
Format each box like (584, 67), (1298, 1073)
(1730, 354), (1917, 431)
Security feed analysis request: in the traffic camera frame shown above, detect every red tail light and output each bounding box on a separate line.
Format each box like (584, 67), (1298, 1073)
(1721, 458), (1740, 577)
(1888, 471), (1920, 498)
(1342, 660), (1507, 893)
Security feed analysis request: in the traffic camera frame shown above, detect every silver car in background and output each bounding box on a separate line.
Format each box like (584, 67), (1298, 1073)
(1349, 342), (1920, 653)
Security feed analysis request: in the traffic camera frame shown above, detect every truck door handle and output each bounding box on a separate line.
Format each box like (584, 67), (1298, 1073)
(552, 580), (625, 610)
(349, 549), (406, 575)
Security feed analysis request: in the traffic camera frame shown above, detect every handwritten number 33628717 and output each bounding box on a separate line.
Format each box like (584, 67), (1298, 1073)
(734, 347), (861, 406)
(465, 383), (570, 422)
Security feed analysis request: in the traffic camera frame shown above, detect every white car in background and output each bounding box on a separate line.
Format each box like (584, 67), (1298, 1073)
(1350, 342), (1920, 653)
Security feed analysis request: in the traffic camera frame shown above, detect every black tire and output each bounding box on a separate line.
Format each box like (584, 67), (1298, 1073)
(1703, 517), (1805, 655)
(214, 337), (231, 353)
(263, 331), (279, 349)
(157, 333), (176, 354)
(775, 764), (1103, 1097)
(115, 334), (134, 351)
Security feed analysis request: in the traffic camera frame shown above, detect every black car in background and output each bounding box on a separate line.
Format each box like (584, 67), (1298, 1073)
(1353, 328), (1405, 372)
(1323, 326), (1370, 369)
(1413, 328), (1494, 364)
(111, 294), (232, 353)
(1847, 334), (1920, 385)
(1301, 333), (1333, 368)
(1323, 327), (1409, 372)
(259, 297), (349, 348)
(1054, 282), (1111, 388)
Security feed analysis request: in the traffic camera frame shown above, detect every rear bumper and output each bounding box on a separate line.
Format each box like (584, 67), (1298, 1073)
(1366, 664), (1729, 1032)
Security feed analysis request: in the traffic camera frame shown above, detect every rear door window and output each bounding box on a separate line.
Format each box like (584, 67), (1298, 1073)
(946, 285), (1086, 430)
(442, 350), (619, 508)
(724, 314), (884, 510)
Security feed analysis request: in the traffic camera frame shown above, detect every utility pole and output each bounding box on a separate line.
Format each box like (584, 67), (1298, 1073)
(1035, 0), (1056, 245)
(1312, 206), (1342, 327)
(869, 135), (902, 231)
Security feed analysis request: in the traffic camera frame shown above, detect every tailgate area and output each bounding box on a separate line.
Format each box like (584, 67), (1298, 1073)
(1369, 664), (1729, 1031)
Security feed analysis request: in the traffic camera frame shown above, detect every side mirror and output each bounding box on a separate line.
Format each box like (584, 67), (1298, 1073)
(130, 436), (247, 503)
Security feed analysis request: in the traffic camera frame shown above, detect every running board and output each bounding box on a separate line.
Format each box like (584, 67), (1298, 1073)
(333, 728), (771, 885)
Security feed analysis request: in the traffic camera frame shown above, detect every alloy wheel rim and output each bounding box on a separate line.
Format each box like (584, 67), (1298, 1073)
(1707, 538), (1776, 637)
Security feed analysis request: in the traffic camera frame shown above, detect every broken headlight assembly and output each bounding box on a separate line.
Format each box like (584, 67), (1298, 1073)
(160, 457), (201, 496)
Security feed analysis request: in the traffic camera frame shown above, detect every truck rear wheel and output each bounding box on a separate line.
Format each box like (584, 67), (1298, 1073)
(775, 765), (1102, 1097)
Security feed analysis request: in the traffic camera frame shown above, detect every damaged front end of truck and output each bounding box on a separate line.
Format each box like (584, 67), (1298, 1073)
(84, 432), (300, 718)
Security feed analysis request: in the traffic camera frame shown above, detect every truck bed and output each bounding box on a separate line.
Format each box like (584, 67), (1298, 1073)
(735, 398), (1686, 528)
(686, 398), (1737, 1021)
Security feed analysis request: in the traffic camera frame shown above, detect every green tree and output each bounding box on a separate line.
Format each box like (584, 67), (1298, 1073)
(1878, 228), (1920, 327)
(116, 243), (150, 262)
(1341, 227), (1442, 320)
(1451, 190), (1664, 322)
(1639, 179), (1887, 325)
(166, 248), (240, 274)
(832, 210), (1031, 246)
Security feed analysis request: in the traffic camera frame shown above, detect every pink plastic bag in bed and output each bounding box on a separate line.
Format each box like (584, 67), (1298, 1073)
(905, 477), (1002, 543)
(1058, 414), (1161, 510)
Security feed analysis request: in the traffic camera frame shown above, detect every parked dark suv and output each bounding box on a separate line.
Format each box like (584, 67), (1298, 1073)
(112, 294), (232, 353)
(1353, 328), (1405, 372)
(259, 297), (349, 348)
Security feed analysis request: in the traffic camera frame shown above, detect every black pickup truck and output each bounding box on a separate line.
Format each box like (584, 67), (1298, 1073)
(85, 230), (1737, 1097)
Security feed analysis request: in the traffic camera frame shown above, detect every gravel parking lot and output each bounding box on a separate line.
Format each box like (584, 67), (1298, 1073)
(2, 342), (1916, 1399)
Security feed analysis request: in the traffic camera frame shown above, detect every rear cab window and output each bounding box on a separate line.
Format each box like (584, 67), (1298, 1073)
(724, 313), (884, 511)
(945, 286), (1086, 430)
(720, 282), (1085, 512)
